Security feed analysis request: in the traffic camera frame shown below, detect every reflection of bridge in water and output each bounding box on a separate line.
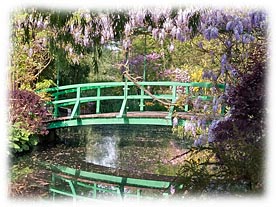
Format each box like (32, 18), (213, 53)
(42, 80), (226, 200)
(44, 81), (225, 129)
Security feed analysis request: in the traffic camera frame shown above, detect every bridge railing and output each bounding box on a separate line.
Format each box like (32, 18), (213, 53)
(42, 162), (182, 200)
(44, 81), (225, 119)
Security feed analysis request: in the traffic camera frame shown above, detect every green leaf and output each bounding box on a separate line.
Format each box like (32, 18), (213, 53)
(22, 144), (29, 151)
(20, 135), (29, 141)
(11, 136), (19, 141)
(29, 136), (38, 146)
(12, 143), (20, 149)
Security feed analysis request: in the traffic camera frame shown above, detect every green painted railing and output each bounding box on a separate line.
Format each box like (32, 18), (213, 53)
(44, 81), (225, 120)
(43, 163), (182, 200)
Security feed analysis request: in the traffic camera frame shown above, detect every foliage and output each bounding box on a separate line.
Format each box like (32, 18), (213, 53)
(120, 52), (163, 81)
(175, 40), (266, 195)
(87, 46), (123, 82)
(165, 9), (267, 195)
(11, 9), (105, 88)
(170, 9), (267, 143)
(10, 164), (33, 183)
(175, 145), (256, 195)
(10, 7), (267, 195)
(210, 44), (266, 143)
(12, 8), (267, 83)
(209, 45), (265, 191)
(213, 136), (263, 192)
(9, 123), (31, 152)
(176, 148), (219, 194)
(35, 79), (56, 101)
(10, 13), (52, 90)
(9, 89), (49, 153)
(129, 34), (222, 83)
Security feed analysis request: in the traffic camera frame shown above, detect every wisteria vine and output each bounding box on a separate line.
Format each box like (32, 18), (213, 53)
(14, 7), (267, 148)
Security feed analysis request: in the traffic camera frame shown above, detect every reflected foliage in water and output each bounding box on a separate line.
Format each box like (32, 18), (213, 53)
(55, 125), (190, 175)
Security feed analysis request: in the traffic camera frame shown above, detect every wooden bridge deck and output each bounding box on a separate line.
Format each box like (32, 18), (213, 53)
(49, 111), (210, 122)
(46, 111), (220, 129)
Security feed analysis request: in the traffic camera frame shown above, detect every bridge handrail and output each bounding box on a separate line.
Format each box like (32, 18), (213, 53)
(41, 81), (225, 119)
(44, 162), (180, 200)
(44, 81), (225, 94)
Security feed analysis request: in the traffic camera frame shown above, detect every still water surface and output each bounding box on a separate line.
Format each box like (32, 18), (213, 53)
(12, 125), (191, 179)
(53, 125), (189, 176)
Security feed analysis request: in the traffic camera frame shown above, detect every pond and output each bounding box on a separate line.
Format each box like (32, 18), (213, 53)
(51, 124), (190, 177)
(10, 125), (192, 198)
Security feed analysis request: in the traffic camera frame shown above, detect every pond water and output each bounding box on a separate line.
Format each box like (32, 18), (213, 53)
(10, 125), (253, 198)
(11, 124), (193, 193)
(51, 125), (191, 177)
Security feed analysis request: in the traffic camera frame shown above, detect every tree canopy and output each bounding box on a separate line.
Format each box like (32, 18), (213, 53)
(11, 8), (266, 89)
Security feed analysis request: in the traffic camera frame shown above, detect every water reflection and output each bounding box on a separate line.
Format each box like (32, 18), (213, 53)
(55, 125), (190, 176)
(86, 135), (118, 168)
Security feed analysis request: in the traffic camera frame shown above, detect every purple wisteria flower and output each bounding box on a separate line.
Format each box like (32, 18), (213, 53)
(28, 48), (33, 57)
(208, 119), (220, 142)
(124, 23), (131, 36)
(168, 44), (174, 52)
(242, 34), (255, 44)
(146, 53), (161, 61)
(202, 70), (216, 80)
(198, 41), (203, 49)
(193, 97), (202, 109)
(203, 26), (219, 41)
(194, 138), (202, 147)
(185, 121), (197, 137)
(173, 117), (178, 127)
(194, 134), (208, 147)
(176, 27), (184, 42)
(170, 26), (177, 38)
(164, 19), (173, 32)
(221, 54), (227, 65)
(234, 29), (240, 41)
(250, 10), (266, 28)
(203, 104), (208, 112)
(122, 39), (131, 50)
(225, 40), (232, 48)
(152, 28), (159, 40)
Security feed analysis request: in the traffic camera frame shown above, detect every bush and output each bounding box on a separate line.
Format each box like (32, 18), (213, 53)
(210, 56), (265, 192)
(175, 43), (266, 195)
(9, 89), (49, 153)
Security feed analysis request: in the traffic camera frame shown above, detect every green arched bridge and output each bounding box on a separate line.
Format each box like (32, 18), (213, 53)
(44, 81), (225, 129)
(42, 80), (225, 200)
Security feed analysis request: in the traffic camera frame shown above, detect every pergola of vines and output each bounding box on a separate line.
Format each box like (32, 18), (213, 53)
(12, 7), (266, 86)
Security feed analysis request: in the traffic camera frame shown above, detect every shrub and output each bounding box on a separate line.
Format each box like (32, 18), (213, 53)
(9, 89), (49, 153)
(175, 42), (266, 195)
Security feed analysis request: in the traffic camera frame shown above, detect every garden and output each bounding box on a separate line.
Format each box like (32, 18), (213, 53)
(8, 6), (267, 203)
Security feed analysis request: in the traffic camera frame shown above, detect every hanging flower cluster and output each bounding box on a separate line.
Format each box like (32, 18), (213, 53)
(162, 68), (190, 93)
(15, 7), (267, 149)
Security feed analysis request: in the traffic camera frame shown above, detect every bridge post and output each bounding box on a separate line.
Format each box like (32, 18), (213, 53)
(70, 87), (80, 118)
(139, 88), (145, 111)
(166, 85), (176, 119)
(53, 94), (59, 118)
(117, 78), (128, 117)
(184, 86), (190, 112)
(96, 87), (101, 114)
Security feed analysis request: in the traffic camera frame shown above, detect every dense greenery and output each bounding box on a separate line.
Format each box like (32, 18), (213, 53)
(9, 90), (49, 153)
(175, 43), (266, 194)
